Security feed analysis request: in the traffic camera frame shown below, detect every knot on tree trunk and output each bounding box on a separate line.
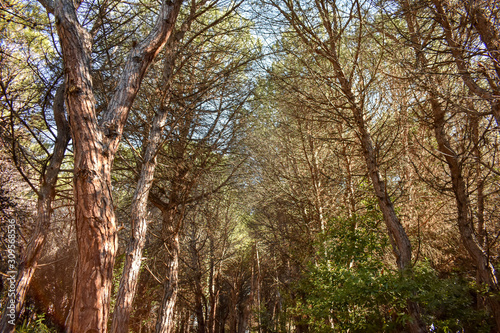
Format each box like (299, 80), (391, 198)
(102, 122), (119, 138)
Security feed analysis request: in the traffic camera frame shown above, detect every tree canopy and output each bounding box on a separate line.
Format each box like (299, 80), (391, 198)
(0, 0), (499, 332)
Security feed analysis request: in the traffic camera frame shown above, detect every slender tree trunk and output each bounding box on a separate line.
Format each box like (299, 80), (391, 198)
(111, 5), (204, 329)
(195, 293), (206, 333)
(191, 233), (206, 333)
(154, 203), (185, 333)
(207, 247), (219, 333)
(471, 115), (486, 249)
(430, 97), (500, 328)
(109, 143), (158, 333)
(314, 29), (425, 330)
(228, 278), (239, 333)
(287, 0), (419, 287)
(110, 36), (180, 333)
(237, 302), (250, 333)
(155, 229), (180, 333)
(0, 84), (70, 332)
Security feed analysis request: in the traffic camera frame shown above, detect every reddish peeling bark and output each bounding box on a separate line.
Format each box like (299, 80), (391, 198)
(35, 1), (183, 332)
(0, 84), (70, 332)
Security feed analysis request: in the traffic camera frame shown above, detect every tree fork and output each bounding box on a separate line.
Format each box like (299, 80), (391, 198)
(36, 0), (184, 332)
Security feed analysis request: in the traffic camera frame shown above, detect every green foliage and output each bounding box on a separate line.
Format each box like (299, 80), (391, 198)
(16, 313), (55, 333)
(294, 214), (491, 332)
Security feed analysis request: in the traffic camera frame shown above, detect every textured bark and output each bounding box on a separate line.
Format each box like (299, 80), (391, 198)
(351, 99), (425, 333)
(352, 109), (413, 268)
(154, 237), (179, 333)
(0, 84), (70, 332)
(111, 42), (178, 333)
(111, 8), (201, 328)
(155, 208), (181, 333)
(109, 116), (166, 333)
(154, 236), (179, 333)
(35, 1), (183, 332)
(431, 98), (500, 329)
(150, 115), (194, 333)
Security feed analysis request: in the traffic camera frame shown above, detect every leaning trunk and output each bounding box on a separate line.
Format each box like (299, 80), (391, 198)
(353, 104), (425, 333)
(111, 86), (172, 333)
(0, 84), (70, 332)
(325, 44), (425, 331)
(431, 97), (500, 329)
(111, 24), (188, 331)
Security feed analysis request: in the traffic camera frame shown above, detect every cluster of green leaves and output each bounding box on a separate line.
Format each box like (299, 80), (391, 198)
(16, 313), (55, 333)
(293, 213), (491, 333)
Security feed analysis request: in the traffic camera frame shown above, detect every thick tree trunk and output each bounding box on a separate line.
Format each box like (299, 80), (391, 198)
(431, 98), (500, 329)
(34, 1), (183, 332)
(55, 9), (117, 329)
(68, 157), (116, 332)
(0, 84), (70, 332)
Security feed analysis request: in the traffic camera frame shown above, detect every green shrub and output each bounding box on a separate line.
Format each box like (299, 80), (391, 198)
(294, 215), (491, 332)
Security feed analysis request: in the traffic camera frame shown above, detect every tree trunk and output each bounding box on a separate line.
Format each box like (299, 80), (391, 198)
(111, 6), (203, 329)
(34, 1), (183, 332)
(228, 279), (239, 333)
(319, 31), (425, 331)
(155, 229), (180, 333)
(192, 242), (206, 333)
(0, 84), (70, 332)
(431, 97), (500, 329)
(207, 251), (219, 333)
(110, 37), (179, 333)
(237, 302), (250, 333)
(195, 295), (206, 333)
(153, 202), (186, 333)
